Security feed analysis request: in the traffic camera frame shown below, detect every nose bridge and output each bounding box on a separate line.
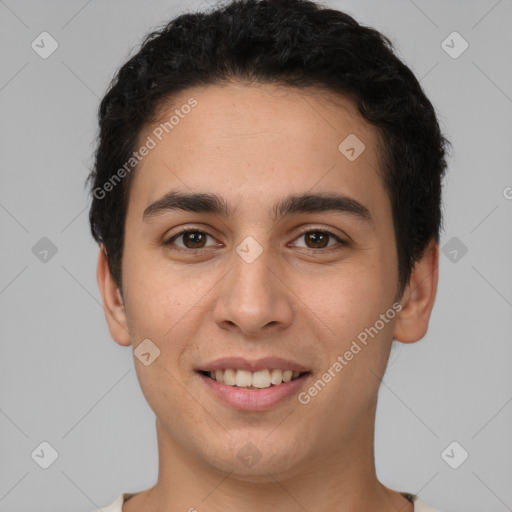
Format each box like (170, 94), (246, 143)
(230, 236), (276, 307)
(214, 235), (292, 333)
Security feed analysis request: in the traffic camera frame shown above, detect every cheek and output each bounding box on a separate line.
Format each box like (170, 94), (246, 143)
(122, 262), (193, 373)
(123, 242), (183, 323)
(125, 281), (195, 416)
(303, 258), (396, 331)
(302, 260), (398, 385)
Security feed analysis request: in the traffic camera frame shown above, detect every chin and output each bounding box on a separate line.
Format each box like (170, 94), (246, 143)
(204, 436), (306, 482)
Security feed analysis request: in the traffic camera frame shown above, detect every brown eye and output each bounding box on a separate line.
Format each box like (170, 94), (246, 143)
(164, 230), (215, 250)
(293, 230), (344, 250)
(304, 231), (330, 248)
(181, 232), (207, 248)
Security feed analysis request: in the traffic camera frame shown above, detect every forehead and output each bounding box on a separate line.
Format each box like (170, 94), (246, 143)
(128, 82), (387, 217)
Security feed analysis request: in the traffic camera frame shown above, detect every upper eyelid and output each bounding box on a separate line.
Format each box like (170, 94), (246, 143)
(165, 225), (346, 247)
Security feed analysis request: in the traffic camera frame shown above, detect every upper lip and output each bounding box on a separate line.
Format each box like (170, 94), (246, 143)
(197, 357), (310, 373)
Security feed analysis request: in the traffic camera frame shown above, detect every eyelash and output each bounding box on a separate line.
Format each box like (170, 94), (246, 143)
(162, 225), (347, 254)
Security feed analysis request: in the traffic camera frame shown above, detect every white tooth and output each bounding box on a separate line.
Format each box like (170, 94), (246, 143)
(270, 369), (283, 385)
(282, 370), (292, 382)
(252, 370), (272, 389)
(223, 369), (236, 386)
(235, 369), (253, 387)
(217, 369), (298, 387)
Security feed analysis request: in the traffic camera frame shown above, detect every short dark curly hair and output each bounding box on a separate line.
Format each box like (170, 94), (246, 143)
(86, 0), (449, 297)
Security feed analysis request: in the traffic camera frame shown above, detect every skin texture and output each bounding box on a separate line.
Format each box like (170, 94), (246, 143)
(97, 82), (438, 512)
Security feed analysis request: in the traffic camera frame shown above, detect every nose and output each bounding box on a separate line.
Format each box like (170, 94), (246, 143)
(213, 243), (294, 338)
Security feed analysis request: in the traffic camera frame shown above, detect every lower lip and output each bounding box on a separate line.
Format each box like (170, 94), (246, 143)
(198, 372), (310, 411)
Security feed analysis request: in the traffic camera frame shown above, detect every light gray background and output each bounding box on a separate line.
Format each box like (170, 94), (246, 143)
(1, 0), (511, 511)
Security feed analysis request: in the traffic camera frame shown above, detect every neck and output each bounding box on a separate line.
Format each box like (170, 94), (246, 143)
(126, 408), (413, 512)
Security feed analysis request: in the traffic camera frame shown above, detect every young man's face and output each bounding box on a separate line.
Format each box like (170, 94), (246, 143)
(98, 83), (436, 480)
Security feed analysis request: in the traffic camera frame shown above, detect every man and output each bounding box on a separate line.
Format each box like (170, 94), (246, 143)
(88, 0), (449, 510)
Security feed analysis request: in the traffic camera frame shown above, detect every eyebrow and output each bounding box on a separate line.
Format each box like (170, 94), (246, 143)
(142, 190), (372, 223)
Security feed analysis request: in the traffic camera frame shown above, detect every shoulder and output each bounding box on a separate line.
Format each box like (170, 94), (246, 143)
(90, 493), (130, 512)
(93, 491), (442, 512)
(399, 491), (441, 512)
(414, 497), (442, 512)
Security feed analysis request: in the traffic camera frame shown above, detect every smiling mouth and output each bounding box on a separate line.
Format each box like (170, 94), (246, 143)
(198, 369), (310, 389)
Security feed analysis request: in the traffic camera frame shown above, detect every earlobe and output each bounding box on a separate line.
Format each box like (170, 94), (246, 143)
(393, 240), (439, 344)
(96, 245), (131, 346)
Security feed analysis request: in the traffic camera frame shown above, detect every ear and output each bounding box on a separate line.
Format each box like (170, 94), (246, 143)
(393, 239), (439, 343)
(96, 244), (131, 346)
